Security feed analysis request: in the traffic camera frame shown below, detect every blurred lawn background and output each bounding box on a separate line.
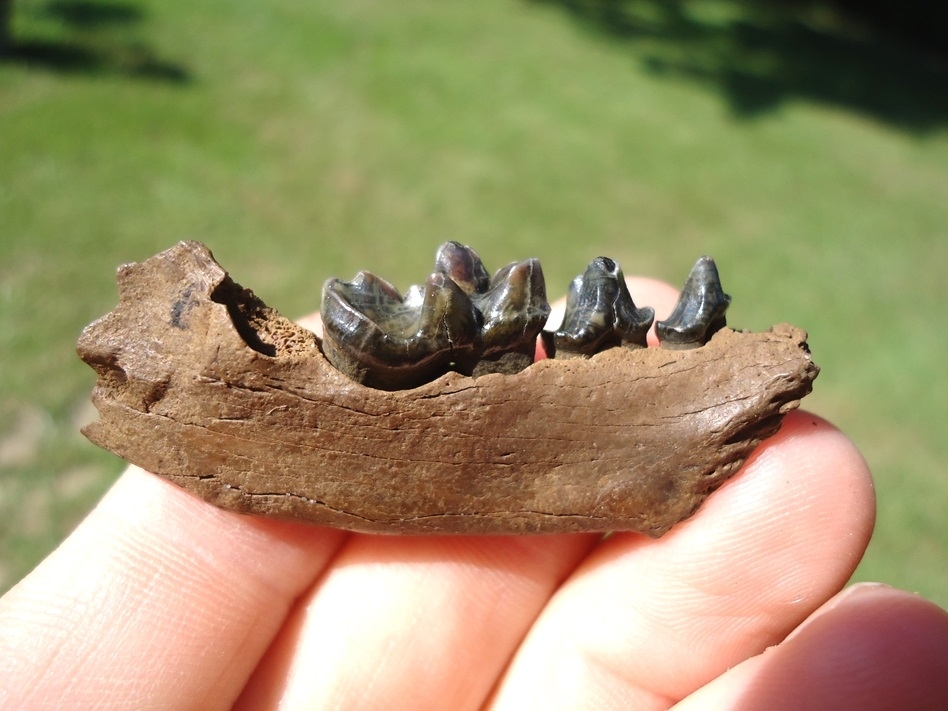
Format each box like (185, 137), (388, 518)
(1, 0), (946, 601)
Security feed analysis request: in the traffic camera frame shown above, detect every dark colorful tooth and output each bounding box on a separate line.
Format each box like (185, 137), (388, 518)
(320, 270), (479, 390)
(322, 246), (730, 389)
(656, 256), (731, 350)
(471, 258), (550, 376)
(434, 241), (490, 296)
(547, 256), (654, 358)
(320, 243), (550, 389)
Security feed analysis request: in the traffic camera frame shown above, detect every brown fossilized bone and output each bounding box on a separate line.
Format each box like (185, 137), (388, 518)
(77, 241), (818, 536)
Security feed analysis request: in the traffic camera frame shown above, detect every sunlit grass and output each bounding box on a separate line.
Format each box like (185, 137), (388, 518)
(2, 0), (947, 600)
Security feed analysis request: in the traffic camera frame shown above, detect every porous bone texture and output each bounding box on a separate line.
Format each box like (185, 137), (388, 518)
(78, 241), (819, 536)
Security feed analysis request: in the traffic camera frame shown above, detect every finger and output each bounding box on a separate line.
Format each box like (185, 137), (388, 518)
(490, 412), (875, 710)
(235, 534), (599, 710)
(296, 312), (322, 338)
(674, 583), (948, 710)
(233, 277), (684, 710)
(0, 466), (348, 709)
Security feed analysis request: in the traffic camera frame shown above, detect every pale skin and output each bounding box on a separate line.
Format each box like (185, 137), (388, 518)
(2, 277), (947, 710)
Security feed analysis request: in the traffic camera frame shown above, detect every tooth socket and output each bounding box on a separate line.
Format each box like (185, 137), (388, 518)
(656, 256), (731, 350)
(548, 257), (655, 359)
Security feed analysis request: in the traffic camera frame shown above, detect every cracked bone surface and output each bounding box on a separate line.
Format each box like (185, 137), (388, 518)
(77, 241), (819, 536)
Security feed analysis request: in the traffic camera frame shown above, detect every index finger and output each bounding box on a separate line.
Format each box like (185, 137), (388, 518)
(490, 418), (874, 709)
(0, 466), (350, 709)
(488, 277), (876, 709)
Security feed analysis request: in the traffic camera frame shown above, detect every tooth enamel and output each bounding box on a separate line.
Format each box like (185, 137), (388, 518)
(656, 256), (731, 350)
(471, 258), (551, 376)
(320, 269), (480, 390)
(320, 243), (550, 389)
(434, 241), (491, 296)
(548, 256), (654, 358)
(321, 246), (732, 389)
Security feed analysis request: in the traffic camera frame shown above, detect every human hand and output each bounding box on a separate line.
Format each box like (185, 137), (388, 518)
(2, 277), (947, 710)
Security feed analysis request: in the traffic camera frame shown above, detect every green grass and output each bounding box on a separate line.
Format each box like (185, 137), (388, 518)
(2, 0), (947, 603)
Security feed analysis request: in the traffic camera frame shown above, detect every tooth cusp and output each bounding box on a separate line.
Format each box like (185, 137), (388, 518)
(435, 241), (491, 296)
(320, 271), (480, 390)
(321, 246), (733, 388)
(656, 255), (731, 350)
(472, 258), (551, 375)
(549, 256), (655, 358)
(321, 243), (551, 389)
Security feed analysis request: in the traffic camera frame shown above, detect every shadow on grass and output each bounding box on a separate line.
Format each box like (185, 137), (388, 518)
(529, 0), (948, 131)
(2, 0), (190, 83)
(43, 0), (143, 27)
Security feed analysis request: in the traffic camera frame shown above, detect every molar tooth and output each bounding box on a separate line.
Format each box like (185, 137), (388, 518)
(435, 241), (490, 296)
(548, 257), (654, 358)
(656, 256), (731, 350)
(320, 272), (400, 384)
(319, 269), (479, 390)
(471, 258), (550, 376)
(321, 272), (402, 347)
(412, 271), (480, 364)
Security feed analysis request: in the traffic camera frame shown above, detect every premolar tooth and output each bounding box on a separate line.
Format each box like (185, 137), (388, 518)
(549, 257), (654, 358)
(656, 256), (731, 350)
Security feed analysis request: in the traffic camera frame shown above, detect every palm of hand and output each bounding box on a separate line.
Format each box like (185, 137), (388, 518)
(2, 279), (946, 710)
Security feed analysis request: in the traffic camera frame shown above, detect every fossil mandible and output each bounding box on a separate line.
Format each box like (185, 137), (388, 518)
(76, 241), (818, 536)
